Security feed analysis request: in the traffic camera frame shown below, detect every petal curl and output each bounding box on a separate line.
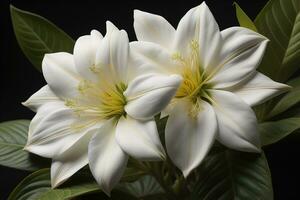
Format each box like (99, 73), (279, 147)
(124, 74), (182, 120)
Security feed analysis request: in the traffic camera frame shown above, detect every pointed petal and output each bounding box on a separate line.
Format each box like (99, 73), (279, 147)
(22, 85), (59, 112)
(50, 127), (97, 187)
(110, 30), (129, 83)
(115, 116), (165, 161)
(209, 89), (261, 152)
(124, 74), (182, 120)
(73, 30), (103, 81)
(88, 120), (128, 195)
(134, 10), (175, 49)
(165, 100), (217, 177)
(173, 2), (221, 69)
(106, 21), (119, 34)
(25, 101), (103, 159)
(173, 5), (201, 57)
(208, 27), (268, 88)
(197, 2), (222, 73)
(130, 41), (180, 76)
(228, 72), (290, 106)
(42, 52), (80, 99)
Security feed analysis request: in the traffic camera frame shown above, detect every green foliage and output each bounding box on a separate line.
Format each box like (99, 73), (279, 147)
(190, 148), (273, 200)
(255, 0), (300, 82)
(259, 117), (300, 145)
(233, 2), (258, 32)
(268, 77), (300, 118)
(10, 5), (74, 72)
(0, 120), (49, 171)
(118, 175), (165, 199)
(8, 169), (101, 200)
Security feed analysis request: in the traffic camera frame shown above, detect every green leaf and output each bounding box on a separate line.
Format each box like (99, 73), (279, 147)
(118, 175), (164, 199)
(8, 169), (101, 200)
(267, 77), (300, 118)
(10, 5), (74, 71)
(0, 120), (49, 171)
(233, 2), (257, 32)
(259, 117), (300, 145)
(121, 167), (147, 182)
(190, 149), (273, 200)
(255, 0), (300, 82)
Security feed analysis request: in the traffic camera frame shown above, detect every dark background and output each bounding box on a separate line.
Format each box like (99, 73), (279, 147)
(1, 0), (299, 199)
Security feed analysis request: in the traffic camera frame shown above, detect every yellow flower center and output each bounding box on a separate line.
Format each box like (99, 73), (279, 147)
(172, 40), (213, 117)
(65, 68), (127, 122)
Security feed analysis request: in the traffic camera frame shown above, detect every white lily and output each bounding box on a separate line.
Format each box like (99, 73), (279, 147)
(23, 22), (181, 194)
(132, 2), (290, 177)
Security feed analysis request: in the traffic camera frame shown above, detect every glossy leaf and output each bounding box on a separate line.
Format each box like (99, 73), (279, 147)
(255, 0), (300, 82)
(8, 169), (101, 200)
(190, 148), (273, 200)
(0, 120), (49, 171)
(118, 175), (164, 199)
(234, 2), (257, 31)
(268, 77), (300, 118)
(259, 117), (300, 146)
(10, 5), (74, 71)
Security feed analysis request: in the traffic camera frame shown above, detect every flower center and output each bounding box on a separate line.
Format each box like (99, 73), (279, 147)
(171, 40), (214, 117)
(173, 40), (211, 102)
(65, 78), (127, 121)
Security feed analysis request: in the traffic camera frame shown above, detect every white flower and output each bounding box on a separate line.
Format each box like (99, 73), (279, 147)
(23, 22), (181, 194)
(132, 2), (290, 177)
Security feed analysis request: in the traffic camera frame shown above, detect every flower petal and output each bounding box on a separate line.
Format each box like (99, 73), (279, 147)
(25, 101), (103, 159)
(209, 89), (261, 152)
(165, 100), (217, 177)
(110, 29), (129, 83)
(208, 27), (268, 88)
(124, 74), (182, 120)
(115, 116), (165, 161)
(22, 85), (59, 112)
(42, 52), (80, 99)
(73, 30), (103, 81)
(130, 41), (180, 76)
(173, 2), (221, 68)
(134, 10), (175, 49)
(227, 72), (290, 106)
(88, 120), (128, 195)
(50, 127), (97, 187)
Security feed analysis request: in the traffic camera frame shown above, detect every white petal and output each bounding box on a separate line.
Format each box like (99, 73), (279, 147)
(88, 120), (128, 195)
(50, 127), (97, 187)
(42, 53), (80, 99)
(130, 41), (180, 76)
(115, 116), (165, 161)
(22, 85), (59, 112)
(110, 30), (129, 83)
(165, 100), (217, 177)
(73, 30), (103, 81)
(209, 89), (261, 152)
(173, 5), (201, 57)
(134, 10), (175, 49)
(197, 2), (222, 73)
(124, 74), (182, 120)
(25, 101), (103, 158)
(106, 21), (119, 34)
(228, 72), (290, 106)
(173, 2), (221, 67)
(208, 27), (268, 88)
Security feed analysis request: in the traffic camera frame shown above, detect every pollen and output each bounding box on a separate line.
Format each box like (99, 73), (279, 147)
(172, 40), (213, 114)
(65, 78), (127, 120)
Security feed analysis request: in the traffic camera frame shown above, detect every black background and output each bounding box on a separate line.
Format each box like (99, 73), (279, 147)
(1, 0), (300, 199)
